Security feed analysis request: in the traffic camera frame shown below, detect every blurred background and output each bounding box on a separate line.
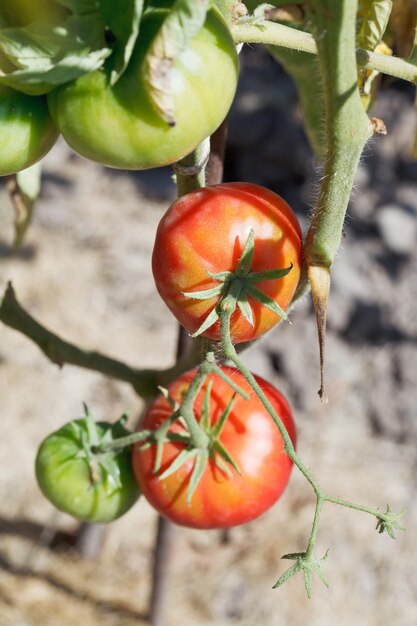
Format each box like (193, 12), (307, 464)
(0, 45), (416, 626)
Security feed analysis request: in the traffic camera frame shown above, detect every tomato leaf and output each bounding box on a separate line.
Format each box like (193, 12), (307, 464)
(0, 14), (111, 94)
(8, 163), (42, 250)
(357, 0), (392, 51)
(98, 0), (144, 84)
(142, 0), (210, 125)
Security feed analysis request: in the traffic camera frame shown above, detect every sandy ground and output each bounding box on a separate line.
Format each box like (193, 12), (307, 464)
(0, 49), (417, 626)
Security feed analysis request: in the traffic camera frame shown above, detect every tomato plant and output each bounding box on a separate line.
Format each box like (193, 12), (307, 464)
(132, 366), (295, 529)
(0, 85), (59, 177)
(35, 414), (140, 523)
(152, 182), (302, 343)
(46, 7), (238, 170)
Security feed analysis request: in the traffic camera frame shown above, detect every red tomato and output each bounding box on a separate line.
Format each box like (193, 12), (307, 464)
(152, 182), (302, 343)
(132, 366), (296, 529)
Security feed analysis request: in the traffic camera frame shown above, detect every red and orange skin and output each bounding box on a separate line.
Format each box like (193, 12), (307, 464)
(152, 182), (302, 344)
(132, 367), (296, 529)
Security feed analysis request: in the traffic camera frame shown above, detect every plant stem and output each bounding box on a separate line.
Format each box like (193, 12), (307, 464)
(305, 0), (373, 267)
(232, 20), (417, 84)
(306, 495), (324, 557)
(174, 138), (210, 196)
(218, 308), (400, 561)
(177, 362), (211, 448)
(219, 310), (323, 497)
(324, 496), (386, 519)
(0, 282), (202, 400)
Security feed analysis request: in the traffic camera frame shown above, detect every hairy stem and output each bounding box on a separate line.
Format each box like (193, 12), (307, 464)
(232, 20), (417, 84)
(305, 0), (373, 266)
(219, 310), (323, 496)
(0, 282), (202, 399)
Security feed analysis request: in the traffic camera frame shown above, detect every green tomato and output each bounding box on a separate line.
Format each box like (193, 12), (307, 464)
(47, 8), (239, 170)
(0, 85), (59, 176)
(35, 417), (140, 523)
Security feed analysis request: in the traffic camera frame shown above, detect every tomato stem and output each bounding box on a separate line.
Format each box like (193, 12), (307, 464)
(232, 19), (417, 84)
(219, 308), (323, 496)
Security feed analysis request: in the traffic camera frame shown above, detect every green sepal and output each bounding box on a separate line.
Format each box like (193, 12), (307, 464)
(200, 380), (213, 431)
(273, 550), (330, 598)
(157, 385), (178, 410)
(182, 229), (294, 338)
(158, 446), (197, 481)
(248, 264), (293, 282)
(375, 505), (406, 539)
(182, 283), (224, 300)
(237, 294), (254, 326)
(152, 409), (181, 473)
(210, 363), (249, 400)
(246, 283), (289, 321)
(212, 440), (240, 475)
(235, 228), (255, 276)
(187, 448), (209, 504)
(210, 393), (235, 439)
(190, 306), (220, 338)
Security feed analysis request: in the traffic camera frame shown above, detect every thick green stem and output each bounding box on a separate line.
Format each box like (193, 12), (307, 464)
(305, 0), (373, 267)
(0, 282), (202, 400)
(232, 20), (417, 84)
(174, 138), (210, 196)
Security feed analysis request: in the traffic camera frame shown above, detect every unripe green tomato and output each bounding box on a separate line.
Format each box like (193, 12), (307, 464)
(0, 85), (59, 176)
(35, 419), (140, 523)
(47, 8), (239, 170)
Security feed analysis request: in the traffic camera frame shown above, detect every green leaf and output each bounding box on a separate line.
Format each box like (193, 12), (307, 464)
(357, 0), (392, 51)
(9, 163), (42, 250)
(142, 0), (210, 125)
(98, 0), (144, 84)
(0, 14), (111, 94)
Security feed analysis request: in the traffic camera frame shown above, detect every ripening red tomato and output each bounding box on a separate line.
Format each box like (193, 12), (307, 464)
(152, 182), (302, 343)
(132, 366), (296, 529)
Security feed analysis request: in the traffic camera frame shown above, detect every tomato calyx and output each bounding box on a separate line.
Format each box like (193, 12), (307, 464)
(182, 229), (294, 339)
(151, 379), (242, 504)
(375, 504), (406, 539)
(76, 404), (130, 492)
(273, 550), (330, 598)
